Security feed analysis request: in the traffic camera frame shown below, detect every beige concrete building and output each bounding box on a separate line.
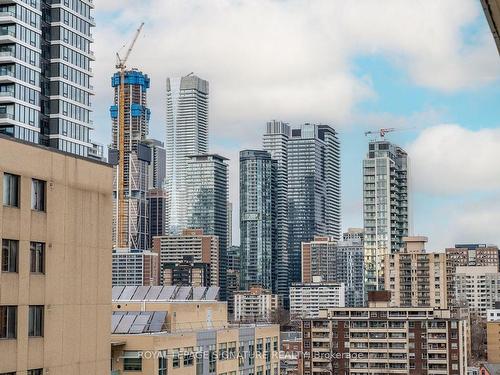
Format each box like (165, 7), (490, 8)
(384, 236), (448, 309)
(153, 229), (219, 286)
(0, 135), (113, 374)
(111, 285), (280, 375)
(234, 286), (280, 323)
(302, 291), (469, 375)
(486, 305), (500, 363)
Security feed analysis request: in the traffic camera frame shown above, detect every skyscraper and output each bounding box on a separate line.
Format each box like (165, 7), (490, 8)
(363, 139), (409, 291)
(147, 188), (169, 245)
(239, 150), (277, 291)
(0, 1), (95, 156)
(110, 70), (151, 250)
(144, 138), (166, 189)
(186, 154), (228, 299)
(166, 74), (209, 233)
(288, 123), (341, 283)
(263, 120), (290, 301)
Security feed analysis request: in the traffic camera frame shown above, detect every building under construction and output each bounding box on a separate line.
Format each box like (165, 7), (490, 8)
(110, 69), (151, 250)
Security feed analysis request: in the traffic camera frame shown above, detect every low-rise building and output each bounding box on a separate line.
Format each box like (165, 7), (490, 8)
(163, 255), (211, 287)
(302, 291), (469, 375)
(289, 277), (345, 319)
(280, 331), (302, 375)
(384, 236), (448, 309)
(234, 286), (280, 322)
(486, 304), (500, 363)
(111, 285), (280, 375)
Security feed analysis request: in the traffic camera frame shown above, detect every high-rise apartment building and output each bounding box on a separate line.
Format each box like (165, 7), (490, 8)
(0, 135), (112, 374)
(302, 291), (469, 375)
(363, 139), (409, 291)
(454, 265), (500, 318)
(166, 74), (209, 233)
(289, 277), (345, 319)
(227, 245), (241, 315)
(288, 123), (341, 284)
(0, 1), (95, 157)
(186, 154), (228, 299)
(446, 244), (499, 307)
(147, 188), (169, 246)
(110, 70), (151, 250)
(153, 228), (219, 287)
(263, 120), (290, 301)
(227, 201), (233, 247)
(240, 150), (277, 291)
(144, 138), (166, 189)
(301, 236), (364, 307)
(384, 236), (448, 309)
(343, 227), (364, 242)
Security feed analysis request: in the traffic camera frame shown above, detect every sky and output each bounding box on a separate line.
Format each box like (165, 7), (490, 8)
(92, 0), (500, 251)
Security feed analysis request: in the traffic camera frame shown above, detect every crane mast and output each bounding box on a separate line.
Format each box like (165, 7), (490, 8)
(115, 22), (144, 248)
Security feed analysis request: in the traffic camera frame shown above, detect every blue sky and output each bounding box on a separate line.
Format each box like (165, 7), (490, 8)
(92, 0), (500, 250)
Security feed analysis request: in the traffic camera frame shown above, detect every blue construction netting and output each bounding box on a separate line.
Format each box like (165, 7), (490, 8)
(111, 70), (151, 90)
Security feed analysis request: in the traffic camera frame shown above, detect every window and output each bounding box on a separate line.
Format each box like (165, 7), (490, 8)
(28, 305), (43, 337)
(30, 242), (45, 274)
(31, 179), (45, 211)
(209, 346), (216, 373)
(172, 348), (180, 368)
(2, 239), (18, 272)
(124, 357), (142, 371)
(27, 370), (43, 375)
(0, 306), (16, 338)
(184, 347), (194, 366)
(158, 356), (167, 375)
(3, 173), (19, 207)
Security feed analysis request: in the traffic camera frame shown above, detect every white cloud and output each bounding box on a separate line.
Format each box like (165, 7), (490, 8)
(407, 124), (500, 195)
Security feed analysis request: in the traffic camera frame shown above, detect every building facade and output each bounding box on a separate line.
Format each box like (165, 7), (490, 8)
(301, 236), (364, 307)
(153, 228), (219, 287)
(0, 135), (112, 374)
(302, 291), (469, 375)
(240, 150), (277, 291)
(227, 245), (241, 315)
(110, 69), (151, 250)
(166, 74), (209, 234)
(162, 256), (211, 287)
(112, 249), (159, 286)
(263, 120), (290, 302)
(0, 0), (95, 157)
(288, 123), (341, 284)
(147, 187), (169, 246)
(143, 138), (166, 189)
(111, 285), (280, 375)
(454, 265), (500, 318)
(486, 305), (500, 363)
(289, 277), (345, 319)
(186, 154), (228, 299)
(363, 139), (409, 292)
(234, 287), (280, 323)
(384, 236), (448, 309)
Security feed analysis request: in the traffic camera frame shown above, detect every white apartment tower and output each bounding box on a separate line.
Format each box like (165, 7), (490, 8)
(166, 74), (209, 234)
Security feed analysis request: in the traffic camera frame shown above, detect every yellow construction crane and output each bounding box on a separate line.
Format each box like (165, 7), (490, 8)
(115, 22), (144, 248)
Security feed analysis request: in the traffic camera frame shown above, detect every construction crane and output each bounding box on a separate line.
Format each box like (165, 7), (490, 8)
(364, 128), (397, 139)
(115, 22), (144, 248)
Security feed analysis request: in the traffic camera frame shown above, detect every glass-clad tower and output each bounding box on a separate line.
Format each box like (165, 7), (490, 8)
(363, 140), (409, 291)
(288, 123), (341, 283)
(0, 0), (95, 156)
(110, 70), (151, 250)
(186, 154), (228, 299)
(239, 150), (277, 291)
(262, 120), (290, 301)
(166, 74), (209, 233)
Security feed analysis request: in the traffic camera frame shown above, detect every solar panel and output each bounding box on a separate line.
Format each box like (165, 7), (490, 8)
(115, 314), (136, 334)
(149, 311), (167, 332)
(119, 286), (137, 301)
(111, 313), (123, 333)
(112, 286), (125, 300)
(175, 286), (191, 300)
(145, 286), (162, 300)
(192, 287), (206, 300)
(129, 313), (151, 334)
(132, 286), (150, 300)
(204, 287), (219, 300)
(158, 286), (176, 300)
